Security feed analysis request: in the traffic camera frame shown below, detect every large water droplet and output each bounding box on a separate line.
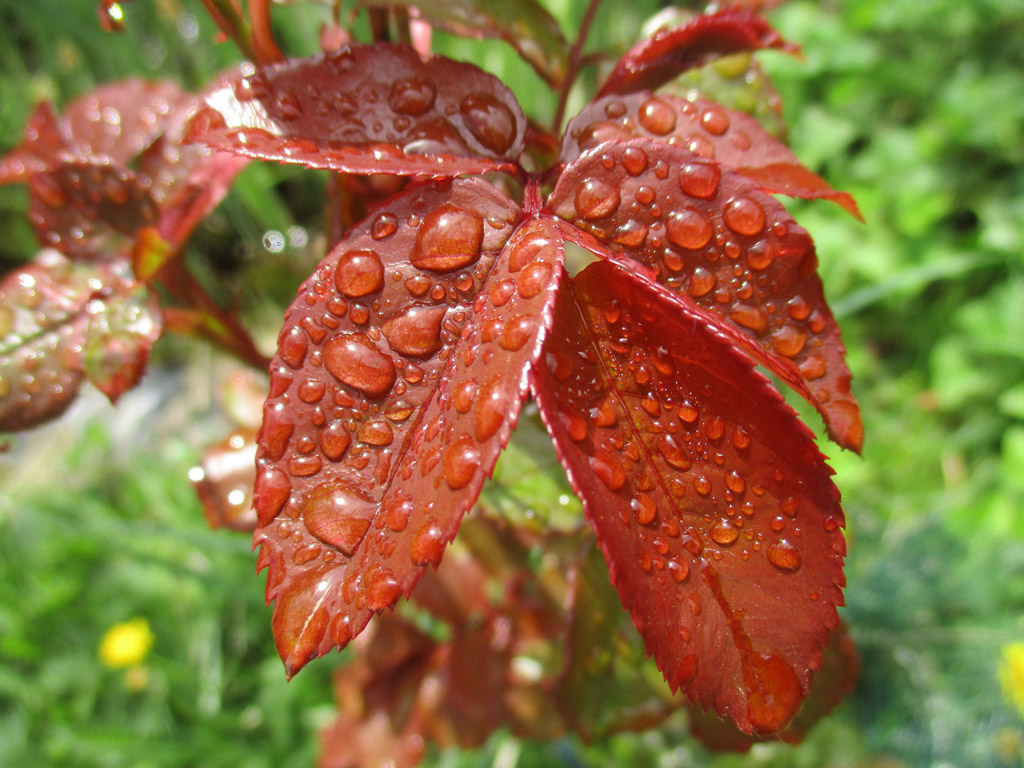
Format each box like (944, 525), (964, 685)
(381, 304), (446, 358)
(723, 197), (766, 236)
(262, 404), (295, 460)
(474, 375), (508, 442)
(319, 420), (352, 460)
(767, 539), (801, 571)
(443, 434), (480, 490)
(771, 325), (807, 358)
(334, 249), (384, 297)
(679, 161), (721, 199)
(687, 267), (715, 298)
(358, 418), (394, 446)
(366, 569), (402, 612)
(516, 261), (553, 299)
(499, 315), (535, 351)
(411, 204), (484, 273)
(389, 77), (436, 116)
(590, 451), (626, 491)
(303, 479), (375, 555)
(323, 333), (397, 397)
(638, 97), (676, 135)
(710, 520), (739, 545)
(575, 178), (620, 220)
(280, 327), (308, 369)
(459, 92), (516, 154)
(371, 212), (398, 240)
(700, 106), (730, 136)
(621, 146), (648, 176)
(411, 522), (446, 565)
(665, 209), (713, 250)
(254, 467), (291, 525)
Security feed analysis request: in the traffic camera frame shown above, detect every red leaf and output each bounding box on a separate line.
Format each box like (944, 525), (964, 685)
(188, 44), (526, 177)
(531, 260), (845, 734)
(596, 9), (796, 99)
(562, 92), (861, 219)
(0, 251), (141, 431)
(0, 103), (68, 184)
(547, 138), (862, 452)
(29, 160), (159, 260)
(252, 178), (564, 675)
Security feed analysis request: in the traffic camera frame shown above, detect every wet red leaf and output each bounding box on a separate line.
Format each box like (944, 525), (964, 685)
(192, 428), (260, 533)
(252, 177), (566, 675)
(596, 9), (797, 99)
(561, 92), (861, 219)
(548, 139), (862, 452)
(531, 260), (845, 734)
(187, 43), (526, 177)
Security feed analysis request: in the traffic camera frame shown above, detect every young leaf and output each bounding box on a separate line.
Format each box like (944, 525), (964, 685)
(531, 260), (845, 734)
(0, 103), (67, 184)
(0, 251), (138, 431)
(252, 178), (564, 675)
(596, 9), (796, 99)
(561, 92), (861, 218)
(548, 138), (862, 452)
(188, 44), (526, 177)
(358, 0), (570, 89)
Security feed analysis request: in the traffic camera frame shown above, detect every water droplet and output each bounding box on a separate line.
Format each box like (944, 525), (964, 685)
(334, 249), (384, 298)
(666, 208), (713, 250)
(474, 375), (509, 442)
(694, 476), (711, 496)
(280, 327), (308, 369)
(710, 520), (739, 545)
(498, 315), (534, 351)
(746, 239), (776, 271)
(443, 434), (480, 490)
(371, 212), (398, 240)
(771, 325), (808, 358)
(668, 558), (689, 583)
(613, 219), (648, 248)
(490, 278), (516, 307)
(384, 495), (413, 531)
(411, 522), (446, 565)
(732, 427), (751, 449)
(636, 185), (656, 205)
(638, 97), (676, 134)
(590, 451), (626, 491)
(303, 479), (374, 555)
(621, 146), (648, 175)
(381, 304), (446, 358)
(389, 77), (436, 116)
(452, 379), (477, 414)
(575, 178), (620, 220)
(386, 400), (414, 421)
(459, 92), (516, 154)
(516, 261), (553, 299)
(323, 333), (397, 397)
(289, 455), (322, 476)
(262, 404), (295, 460)
(577, 120), (634, 152)
(770, 515), (786, 532)
(799, 353), (827, 380)
(723, 197), (766, 236)
(767, 539), (801, 571)
(604, 100), (627, 118)
(358, 418), (394, 446)
(687, 267), (715, 298)
(700, 106), (730, 136)
(729, 305), (768, 334)
(411, 204), (484, 273)
(632, 493), (657, 525)
(678, 402), (699, 424)
(679, 161), (721, 199)
(254, 467), (291, 525)
(366, 569), (402, 611)
(725, 471), (746, 494)
(319, 420), (352, 460)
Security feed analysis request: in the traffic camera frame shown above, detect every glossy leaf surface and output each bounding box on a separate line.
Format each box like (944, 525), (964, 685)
(188, 44), (526, 177)
(548, 139), (862, 451)
(532, 260), (845, 734)
(561, 91), (860, 218)
(359, 0), (569, 88)
(596, 9), (795, 99)
(252, 177), (565, 675)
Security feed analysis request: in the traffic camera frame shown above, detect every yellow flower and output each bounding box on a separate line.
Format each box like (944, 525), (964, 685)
(99, 618), (154, 669)
(999, 642), (1024, 717)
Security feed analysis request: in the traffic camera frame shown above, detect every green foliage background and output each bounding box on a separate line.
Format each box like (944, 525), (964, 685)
(1, 0), (1023, 766)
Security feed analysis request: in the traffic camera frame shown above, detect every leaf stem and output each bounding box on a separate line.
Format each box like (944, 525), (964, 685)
(199, 0), (259, 63)
(552, 0), (603, 132)
(249, 0), (285, 64)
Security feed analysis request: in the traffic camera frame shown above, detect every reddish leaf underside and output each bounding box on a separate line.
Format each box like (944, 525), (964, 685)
(561, 92), (861, 219)
(358, 0), (570, 89)
(187, 44), (526, 178)
(596, 8), (796, 99)
(547, 139), (862, 452)
(252, 177), (565, 675)
(531, 260), (845, 734)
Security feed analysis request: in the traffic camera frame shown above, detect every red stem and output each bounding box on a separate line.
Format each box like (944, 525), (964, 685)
(249, 0), (285, 65)
(552, 0), (603, 132)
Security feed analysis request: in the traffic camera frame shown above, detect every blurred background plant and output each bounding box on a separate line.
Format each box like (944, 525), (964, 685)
(1, 0), (1022, 766)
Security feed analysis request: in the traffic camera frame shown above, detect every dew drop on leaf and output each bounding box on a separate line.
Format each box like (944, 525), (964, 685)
(388, 77), (437, 116)
(666, 209), (713, 250)
(575, 178), (620, 220)
(322, 333), (396, 397)
(334, 249), (384, 297)
(410, 522), (445, 565)
(318, 420), (352, 461)
(638, 97), (676, 135)
(459, 92), (516, 154)
(723, 196), (766, 236)
(381, 304), (446, 357)
(303, 479), (375, 555)
(767, 539), (802, 571)
(679, 161), (721, 199)
(410, 204), (484, 273)
(442, 434), (480, 490)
